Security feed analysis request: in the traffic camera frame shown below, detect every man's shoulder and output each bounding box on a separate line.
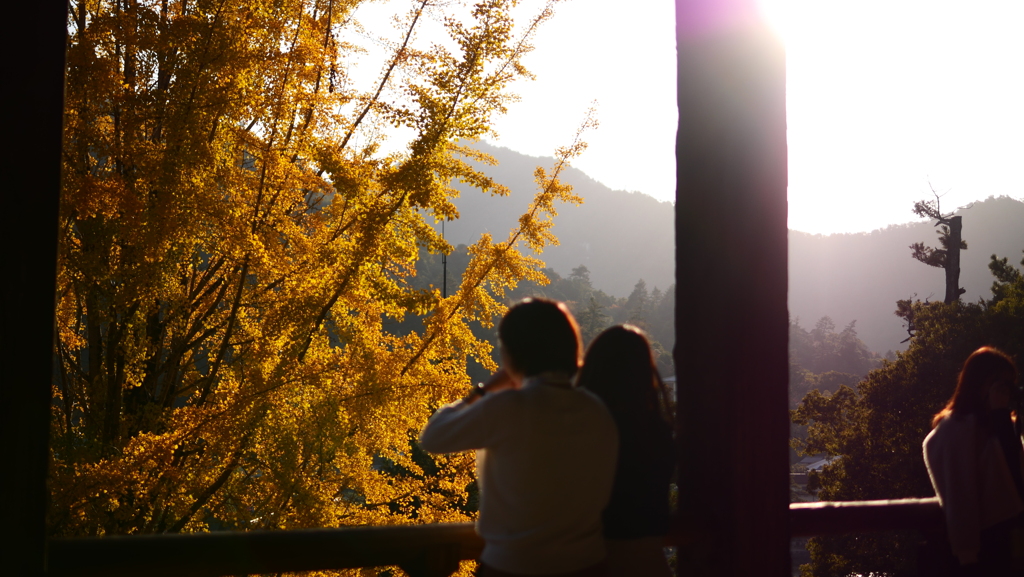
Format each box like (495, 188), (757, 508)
(479, 386), (529, 414)
(573, 386), (606, 405)
(520, 384), (613, 420)
(574, 387), (615, 417)
(529, 383), (607, 408)
(572, 388), (617, 438)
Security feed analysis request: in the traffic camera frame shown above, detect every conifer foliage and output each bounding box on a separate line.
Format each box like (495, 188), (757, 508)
(792, 250), (1024, 576)
(54, 0), (579, 538)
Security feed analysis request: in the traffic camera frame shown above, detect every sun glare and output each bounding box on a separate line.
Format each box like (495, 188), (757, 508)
(758, 0), (1024, 234)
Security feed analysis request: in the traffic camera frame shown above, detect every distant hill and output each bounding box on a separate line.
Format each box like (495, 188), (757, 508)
(446, 141), (674, 297)
(446, 142), (1024, 355)
(789, 195), (1024, 354)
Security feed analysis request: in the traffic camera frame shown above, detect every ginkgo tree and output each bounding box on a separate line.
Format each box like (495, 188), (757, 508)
(53, 0), (588, 539)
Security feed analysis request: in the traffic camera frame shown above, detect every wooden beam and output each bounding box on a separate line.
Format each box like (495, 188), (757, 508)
(48, 524), (484, 577)
(790, 498), (943, 538)
(45, 501), (944, 577)
(0, 3), (68, 576)
(673, 1), (790, 575)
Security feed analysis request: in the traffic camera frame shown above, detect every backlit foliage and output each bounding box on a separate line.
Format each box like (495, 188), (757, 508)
(53, 0), (583, 554)
(792, 250), (1024, 576)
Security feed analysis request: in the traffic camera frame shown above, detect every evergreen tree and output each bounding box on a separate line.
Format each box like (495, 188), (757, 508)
(625, 279), (650, 328)
(647, 284), (675, 357)
(561, 265), (595, 310)
(576, 296), (610, 346)
(989, 250), (1024, 304)
(569, 264), (592, 284)
(792, 249), (1024, 576)
(790, 317), (878, 381)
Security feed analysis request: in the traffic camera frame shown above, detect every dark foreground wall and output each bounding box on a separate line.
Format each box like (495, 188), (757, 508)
(0, 4), (67, 577)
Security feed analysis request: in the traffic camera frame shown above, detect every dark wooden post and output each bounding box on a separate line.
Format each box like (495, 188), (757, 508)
(943, 215), (963, 304)
(674, 2), (790, 576)
(0, 3), (68, 576)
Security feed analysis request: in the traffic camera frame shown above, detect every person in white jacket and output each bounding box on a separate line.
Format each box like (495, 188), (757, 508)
(419, 298), (618, 577)
(923, 346), (1024, 576)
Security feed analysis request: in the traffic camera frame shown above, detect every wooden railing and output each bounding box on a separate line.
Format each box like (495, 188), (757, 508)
(47, 523), (483, 577)
(789, 497), (942, 537)
(46, 498), (944, 577)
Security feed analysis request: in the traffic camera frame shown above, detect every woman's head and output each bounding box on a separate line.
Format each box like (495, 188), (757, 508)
(933, 346), (1018, 427)
(577, 325), (669, 427)
(498, 298), (581, 378)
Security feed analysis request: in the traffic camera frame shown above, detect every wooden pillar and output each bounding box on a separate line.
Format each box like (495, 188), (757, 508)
(673, 2), (790, 576)
(0, 3), (68, 576)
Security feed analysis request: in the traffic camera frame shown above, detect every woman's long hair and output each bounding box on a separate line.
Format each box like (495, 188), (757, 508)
(577, 325), (673, 443)
(932, 346), (1018, 428)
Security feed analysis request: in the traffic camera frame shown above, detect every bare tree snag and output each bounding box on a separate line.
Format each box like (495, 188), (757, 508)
(909, 191), (967, 304)
(944, 216), (963, 304)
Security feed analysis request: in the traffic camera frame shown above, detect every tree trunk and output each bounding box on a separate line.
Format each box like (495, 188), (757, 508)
(944, 216), (962, 304)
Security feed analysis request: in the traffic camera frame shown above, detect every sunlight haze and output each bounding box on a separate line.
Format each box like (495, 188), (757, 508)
(355, 0), (1024, 235)
(763, 0), (1024, 234)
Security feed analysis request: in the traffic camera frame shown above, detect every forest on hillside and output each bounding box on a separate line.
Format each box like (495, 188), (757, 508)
(408, 247), (677, 382)
(791, 248), (1024, 576)
(443, 145), (1024, 354)
(448, 141), (676, 297)
(789, 194), (1024, 353)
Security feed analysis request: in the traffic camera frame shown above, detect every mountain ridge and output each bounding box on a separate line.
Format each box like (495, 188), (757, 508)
(446, 141), (1024, 354)
(447, 140), (675, 297)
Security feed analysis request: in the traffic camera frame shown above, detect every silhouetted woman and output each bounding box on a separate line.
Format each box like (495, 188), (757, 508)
(923, 346), (1024, 576)
(578, 325), (674, 577)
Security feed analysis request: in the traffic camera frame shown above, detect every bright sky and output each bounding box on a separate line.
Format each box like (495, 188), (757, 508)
(765, 0), (1024, 234)
(353, 0), (1024, 235)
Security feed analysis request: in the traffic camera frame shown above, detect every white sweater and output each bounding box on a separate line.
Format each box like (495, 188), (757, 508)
(419, 376), (618, 575)
(923, 413), (1024, 565)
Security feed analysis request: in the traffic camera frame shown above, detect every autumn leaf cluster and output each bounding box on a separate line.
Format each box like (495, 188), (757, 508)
(53, 0), (582, 554)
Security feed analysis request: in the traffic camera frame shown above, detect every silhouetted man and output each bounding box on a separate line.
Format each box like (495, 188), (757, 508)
(420, 298), (617, 576)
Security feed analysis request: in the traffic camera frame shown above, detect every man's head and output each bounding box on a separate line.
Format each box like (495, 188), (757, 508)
(498, 298), (581, 378)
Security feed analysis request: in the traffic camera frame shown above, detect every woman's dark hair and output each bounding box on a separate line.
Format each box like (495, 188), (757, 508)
(933, 346), (1018, 428)
(498, 298), (582, 377)
(577, 325), (673, 437)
